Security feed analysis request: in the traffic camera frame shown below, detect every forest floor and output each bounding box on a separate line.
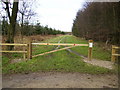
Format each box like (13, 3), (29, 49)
(2, 35), (118, 88)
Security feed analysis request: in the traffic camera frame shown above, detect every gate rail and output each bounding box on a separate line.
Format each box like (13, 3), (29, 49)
(32, 43), (88, 46)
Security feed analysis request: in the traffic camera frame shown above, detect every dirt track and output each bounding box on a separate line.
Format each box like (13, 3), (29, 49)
(3, 72), (118, 88)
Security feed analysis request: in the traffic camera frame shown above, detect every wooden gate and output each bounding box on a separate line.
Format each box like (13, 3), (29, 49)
(0, 40), (93, 60)
(31, 40), (93, 60)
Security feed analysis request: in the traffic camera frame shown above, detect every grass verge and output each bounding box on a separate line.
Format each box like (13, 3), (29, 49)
(2, 50), (114, 74)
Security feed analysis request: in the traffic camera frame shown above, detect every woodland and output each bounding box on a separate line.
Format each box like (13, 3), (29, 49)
(72, 2), (120, 45)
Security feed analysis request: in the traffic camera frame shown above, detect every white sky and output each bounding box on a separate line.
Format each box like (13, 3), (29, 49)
(32, 0), (85, 32)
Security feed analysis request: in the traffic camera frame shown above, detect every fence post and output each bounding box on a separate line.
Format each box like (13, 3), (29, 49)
(23, 53), (26, 60)
(88, 40), (93, 61)
(27, 38), (32, 59)
(23, 38), (26, 60)
(23, 42), (26, 60)
(111, 45), (116, 62)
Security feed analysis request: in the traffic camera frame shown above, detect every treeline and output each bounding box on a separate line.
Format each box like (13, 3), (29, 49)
(72, 2), (120, 45)
(1, 20), (65, 36)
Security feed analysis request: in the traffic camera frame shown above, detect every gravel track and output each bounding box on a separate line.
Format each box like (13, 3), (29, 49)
(2, 72), (118, 88)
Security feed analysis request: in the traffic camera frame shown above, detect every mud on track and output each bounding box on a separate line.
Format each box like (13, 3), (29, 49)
(3, 72), (118, 88)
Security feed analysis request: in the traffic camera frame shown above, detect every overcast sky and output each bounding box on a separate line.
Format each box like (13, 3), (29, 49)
(33, 0), (85, 32)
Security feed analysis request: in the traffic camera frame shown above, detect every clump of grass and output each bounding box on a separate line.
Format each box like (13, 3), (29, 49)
(2, 56), (9, 66)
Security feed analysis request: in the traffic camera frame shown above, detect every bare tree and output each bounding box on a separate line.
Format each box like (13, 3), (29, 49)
(18, 0), (36, 37)
(2, 0), (19, 50)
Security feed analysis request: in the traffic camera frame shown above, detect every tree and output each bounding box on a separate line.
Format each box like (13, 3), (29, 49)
(2, 0), (19, 50)
(18, 0), (36, 37)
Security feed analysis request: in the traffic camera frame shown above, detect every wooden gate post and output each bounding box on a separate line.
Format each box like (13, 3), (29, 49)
(27, 38), (32, 59)
(88, 40), (93, 61)
(23, 39), (26, 60)
(23, 38), (27, 60)
(111, 45), (116, 62)
(23, 52), (26, 60)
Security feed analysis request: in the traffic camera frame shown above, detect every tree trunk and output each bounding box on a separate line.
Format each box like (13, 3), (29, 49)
(6, 24), (14, 50)
(5, 1), (19, 50)
(20, 13), (24, 42)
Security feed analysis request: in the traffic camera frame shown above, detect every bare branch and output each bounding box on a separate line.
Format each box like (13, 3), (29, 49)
(2, 0), (11, 20)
